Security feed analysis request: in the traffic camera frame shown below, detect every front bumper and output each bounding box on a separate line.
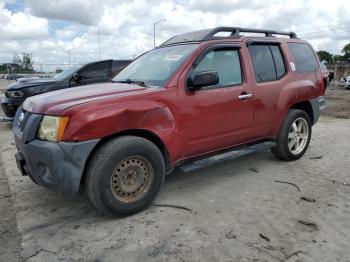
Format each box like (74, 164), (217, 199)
(13, 107), (99, 192)
(1, 97), (19, 118)
(310, 96), (325, 125)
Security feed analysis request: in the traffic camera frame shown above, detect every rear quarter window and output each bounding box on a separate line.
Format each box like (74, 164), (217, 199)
(288, 43), (318, 73)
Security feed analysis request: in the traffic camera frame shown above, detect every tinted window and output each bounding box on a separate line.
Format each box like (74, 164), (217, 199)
(249, 45), (276, 82)
(288, 43), (317, 73)
(270, 45), (286, 78)
(112, 61), (131, 75)
(79, 61), (110, 79)
(193, 49), (242, 87)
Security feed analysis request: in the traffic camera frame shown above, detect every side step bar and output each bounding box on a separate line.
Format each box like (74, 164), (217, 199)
(179, 141), (275, 173)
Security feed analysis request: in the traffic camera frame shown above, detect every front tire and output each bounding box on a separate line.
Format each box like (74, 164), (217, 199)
(272, 109), (312, 161)
(85, 136), (165, 216)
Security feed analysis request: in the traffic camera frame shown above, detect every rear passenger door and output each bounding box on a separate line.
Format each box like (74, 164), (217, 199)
(247, 43), (289, 138)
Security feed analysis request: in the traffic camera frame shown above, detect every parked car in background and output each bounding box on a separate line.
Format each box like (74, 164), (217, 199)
(320, 62), (330, 92)
(13, 27), (325, 216)
(1, 59), (132, 119)
(339, 76), (350, 89)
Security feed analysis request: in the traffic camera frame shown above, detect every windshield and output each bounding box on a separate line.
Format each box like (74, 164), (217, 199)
(113, 44), (199, 87)
(53, 65), (81, 81)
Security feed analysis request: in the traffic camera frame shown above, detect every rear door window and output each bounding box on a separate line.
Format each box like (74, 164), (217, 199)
(270, 45), (286, 78)
(248, 45), (277, 82)
(287, 43), (317, 73)
(248, 44), (286, 82)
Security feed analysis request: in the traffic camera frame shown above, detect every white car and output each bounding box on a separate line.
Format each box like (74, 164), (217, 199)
(339, 76), (350, 89)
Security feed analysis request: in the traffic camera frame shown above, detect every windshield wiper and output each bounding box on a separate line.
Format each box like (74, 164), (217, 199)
(113, 79), (148, 87)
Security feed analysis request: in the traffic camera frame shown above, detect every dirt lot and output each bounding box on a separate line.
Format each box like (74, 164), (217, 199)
(322, 84), (350, 119)
(1, 80), (350, 262)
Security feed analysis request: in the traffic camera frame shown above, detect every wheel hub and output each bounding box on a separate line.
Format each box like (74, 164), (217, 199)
(111, 156), (153, 203)
(288, 118), (309, 155)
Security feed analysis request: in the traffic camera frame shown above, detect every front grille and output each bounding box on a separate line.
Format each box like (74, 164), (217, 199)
(14, 108), (42, 143)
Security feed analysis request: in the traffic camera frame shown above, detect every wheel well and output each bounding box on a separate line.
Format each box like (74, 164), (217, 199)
(290, 101), (314, 124)
(94, 129), (171, 172)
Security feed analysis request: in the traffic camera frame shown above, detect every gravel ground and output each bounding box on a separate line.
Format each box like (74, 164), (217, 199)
(1, 116), (350, 262)
(1, 79), (350, 261)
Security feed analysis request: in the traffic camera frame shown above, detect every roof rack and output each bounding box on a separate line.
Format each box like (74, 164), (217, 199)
(160, 27), (297, 46)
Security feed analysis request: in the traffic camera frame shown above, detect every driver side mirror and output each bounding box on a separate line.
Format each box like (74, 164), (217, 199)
(187, 71), (219, 91)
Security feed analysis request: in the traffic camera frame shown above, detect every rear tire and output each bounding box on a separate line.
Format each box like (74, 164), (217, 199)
(85, 136), (165, 216)
(271, 109), (312, 161)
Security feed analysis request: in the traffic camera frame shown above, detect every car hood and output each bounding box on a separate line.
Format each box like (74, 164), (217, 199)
(23, 82), (155, 115)
(7, 77), (58, 90)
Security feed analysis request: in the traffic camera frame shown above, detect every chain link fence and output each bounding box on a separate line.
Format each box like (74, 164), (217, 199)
(0, 63), (84, 80)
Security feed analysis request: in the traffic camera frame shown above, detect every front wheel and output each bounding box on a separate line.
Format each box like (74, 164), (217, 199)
(272, 109), (312, 161)
(85, 136), (165, 216)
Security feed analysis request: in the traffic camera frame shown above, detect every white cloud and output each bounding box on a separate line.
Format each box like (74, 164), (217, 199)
(0, 4), (48, 40)
(25, 0), (104, 25)
(0, 0), (350, 72)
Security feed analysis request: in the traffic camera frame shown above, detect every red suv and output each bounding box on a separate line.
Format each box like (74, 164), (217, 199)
(13, 27), (325, 216)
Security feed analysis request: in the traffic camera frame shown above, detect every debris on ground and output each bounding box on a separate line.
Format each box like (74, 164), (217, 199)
(21, 248), (57, 260)
(249, 168), (259, 173)
(300, 196), (316, 203)
(258, 233), (270, 242)
(284, 250), (304, 261)
(309, 156), (323, 160)
(275, 180), (301, 192)
(326, 179), (350, 187)
(152, 204), (193, 212)
(225, 230), (237, 239)
(297, 220), (319, 231)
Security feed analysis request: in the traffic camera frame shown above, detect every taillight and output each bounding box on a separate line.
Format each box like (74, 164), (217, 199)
(320, 72), (325, 95)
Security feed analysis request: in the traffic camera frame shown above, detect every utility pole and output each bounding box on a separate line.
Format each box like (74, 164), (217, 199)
(153, 19), (166, 48)
(98, 24), (102, 60)
(97, 0), (102, 60)
(68, 49), (71, 67)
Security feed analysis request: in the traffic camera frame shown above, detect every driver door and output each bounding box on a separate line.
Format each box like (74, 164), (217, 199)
(182, 46), (254, 157)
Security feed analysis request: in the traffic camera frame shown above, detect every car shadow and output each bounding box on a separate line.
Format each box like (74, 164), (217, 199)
(18, 149), (276, 224)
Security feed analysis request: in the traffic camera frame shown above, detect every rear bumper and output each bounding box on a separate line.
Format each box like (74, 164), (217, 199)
(13, 107), (100, 192)
(310, 96), (325, 125)
(1, 97), (18, 118)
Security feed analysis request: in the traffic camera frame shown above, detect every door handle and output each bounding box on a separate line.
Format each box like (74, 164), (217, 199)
(238, 93), (253, 100)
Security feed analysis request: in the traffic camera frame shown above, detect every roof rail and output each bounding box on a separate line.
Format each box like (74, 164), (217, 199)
(160, 27), (297, 46)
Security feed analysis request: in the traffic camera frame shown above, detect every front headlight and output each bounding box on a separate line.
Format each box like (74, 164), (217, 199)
(37, 116), (69, 142)
(7, 90), (24, 98)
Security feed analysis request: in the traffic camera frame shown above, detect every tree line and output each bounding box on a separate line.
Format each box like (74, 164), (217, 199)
(1, 43), (350, 74)
(0, 53), (34, 74)
(317, 43), (350, 64)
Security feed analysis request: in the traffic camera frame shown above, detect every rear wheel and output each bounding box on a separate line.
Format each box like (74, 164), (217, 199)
(272, 109), (312, 161)
(85, 136), (165, 216)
